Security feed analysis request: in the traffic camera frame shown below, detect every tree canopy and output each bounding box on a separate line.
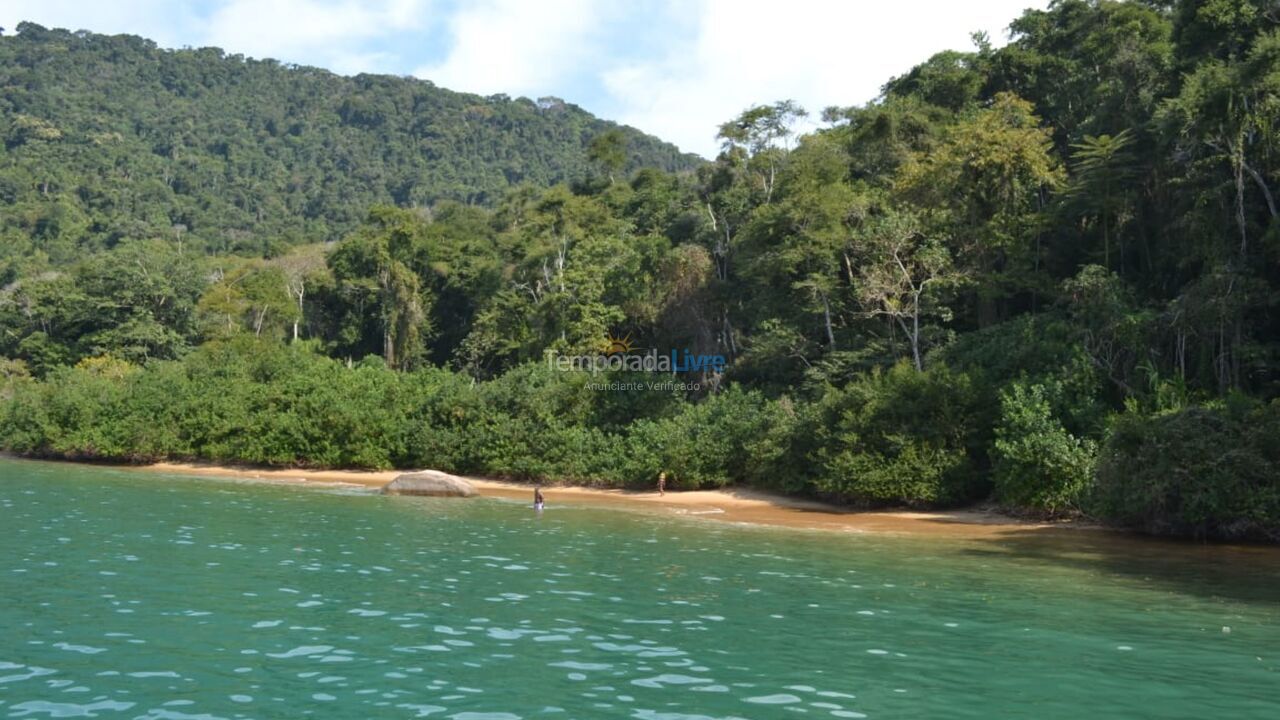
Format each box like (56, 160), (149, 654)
(0, 23), (699, 271)
(4, 2), (1280, 541)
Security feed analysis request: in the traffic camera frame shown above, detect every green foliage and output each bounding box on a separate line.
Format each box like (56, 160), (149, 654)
(620, 387), (794, 490)
(0, 24), (699, 261)
(588, 129), (628, 182)
(805, 363), (987, 507)
(993, 382), (1097, 514)
(0, 345), (783, 490)
(6, 3), (1280, 540)
(883, 49), (986, 112)
(325, 208), (433, 370)
(0, 240), (202, 371)
(1092, 401), (1280, 541)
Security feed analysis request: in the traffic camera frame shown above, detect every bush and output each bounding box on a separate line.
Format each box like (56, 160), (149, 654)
(611, 387), (794, 490)
(1091, 401), (1280, 541)
(0, 374), (50, 455)
(806, 363), (988, 507)
(0, 356), (190, 462)
(992, 382), (1096, 515)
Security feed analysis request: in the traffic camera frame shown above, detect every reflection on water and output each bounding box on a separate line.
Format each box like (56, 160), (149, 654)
(1, 458), (1278, 719)
(963, 525), (1280, 605)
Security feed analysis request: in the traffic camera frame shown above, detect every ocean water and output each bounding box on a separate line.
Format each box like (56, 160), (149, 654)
(1, 458), (1279, 719)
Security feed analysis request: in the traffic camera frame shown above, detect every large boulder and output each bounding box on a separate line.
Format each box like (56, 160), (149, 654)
(381, 470), (478, 497)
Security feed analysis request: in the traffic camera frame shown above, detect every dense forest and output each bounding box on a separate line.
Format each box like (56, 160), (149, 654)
(2, 1), (1279, 542)
(0, 22), (698, 267)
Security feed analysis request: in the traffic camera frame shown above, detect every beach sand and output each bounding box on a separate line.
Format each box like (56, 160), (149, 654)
(130, 461), (1093, 539)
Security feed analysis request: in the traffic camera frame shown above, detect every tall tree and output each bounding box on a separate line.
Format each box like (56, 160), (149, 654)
(326, 209), (433, 370)
(854, 213), (958, 371)
(588, 129), (628, 184)
(896, 92), (1063, 325)
(1065, 129), (1138, 272)
(717, 100), (808, 203)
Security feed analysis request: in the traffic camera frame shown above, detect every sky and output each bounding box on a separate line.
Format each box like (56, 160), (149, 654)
(0, 0), (1050, 157)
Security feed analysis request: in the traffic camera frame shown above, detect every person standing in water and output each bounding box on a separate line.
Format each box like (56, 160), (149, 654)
(658, 471), (666, 496)
(533, 486), (545, 510)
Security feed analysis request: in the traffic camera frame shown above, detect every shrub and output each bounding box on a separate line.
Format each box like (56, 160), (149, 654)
(806, 362), (987, 507)
(616, 387), (792, 490)
(1091, 401), (1280, 541)
(992, 382), (1096, 515)
(0, 373), (49, 455)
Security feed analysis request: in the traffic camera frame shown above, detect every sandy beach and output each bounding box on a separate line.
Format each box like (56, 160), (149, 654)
(127, 460), (1092, 538)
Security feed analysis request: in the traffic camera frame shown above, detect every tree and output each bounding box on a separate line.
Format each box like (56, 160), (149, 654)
(717, 100), (808, 203)
(854, 213), (957, 371)
(326, 209), (433, 370)
(239, 267), (297, 339)
(884, 48), (987, 112)
(896, 92), (1063, 324)
(588, 129), (627, 184)
(196, 270), (251, 340)
(1060, 265), (1151, 396)
(74, 240), (203, 363)
(1160, 29), (1280, 260)
(1065, 129), (1137, 272)
(822, 96), (950, 187)
(696, 149), (754, 359)
(275, 245), (329, 342)
(991, 0), (1173, 146)
(739, 133), (862, 353)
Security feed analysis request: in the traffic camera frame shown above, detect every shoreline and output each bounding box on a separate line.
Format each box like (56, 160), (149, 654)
(16, 455), (1280, 555)
(120, 460), (1091, 539)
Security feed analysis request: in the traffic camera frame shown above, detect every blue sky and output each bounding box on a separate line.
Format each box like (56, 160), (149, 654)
(1, 0), (1048, 157)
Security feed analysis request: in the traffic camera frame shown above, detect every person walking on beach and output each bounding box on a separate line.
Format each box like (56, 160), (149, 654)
(658, 471), (666, 496)
(533, 486), (545, 510)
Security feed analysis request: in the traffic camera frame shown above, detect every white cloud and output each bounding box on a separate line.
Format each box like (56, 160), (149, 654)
(2, 0), (1051, 156)
(601, 0), (1049, 157)
(201, 0), (429, 72)
(2, 0), (431, 75)
(0, 0), (198, 48)
(414, 0), (600, 97)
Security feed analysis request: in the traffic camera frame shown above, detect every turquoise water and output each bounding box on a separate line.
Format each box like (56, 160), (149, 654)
(2, 459), (1279, 719)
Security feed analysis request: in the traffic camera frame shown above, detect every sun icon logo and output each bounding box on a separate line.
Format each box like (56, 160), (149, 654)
(601, 331), (636, 356)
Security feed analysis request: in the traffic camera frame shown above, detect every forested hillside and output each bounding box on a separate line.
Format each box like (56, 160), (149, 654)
(0, 22), (698, 267)
(3, 1), (1280, 541)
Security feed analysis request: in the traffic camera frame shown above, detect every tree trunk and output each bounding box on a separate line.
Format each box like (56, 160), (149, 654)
(1234, 139), (1248, 258)
(894, 313), (922, 372)
(722, 311), (737, 359)
(911, 308), (922, 371)
(1217, 314), (1229, 394)
(1103, 210), (1110, 272)
(1176, 330), (1186, 381)
(1243, 160), (1278, 219)
(292, 287), (305, 342)
(820, 291), (835, 349)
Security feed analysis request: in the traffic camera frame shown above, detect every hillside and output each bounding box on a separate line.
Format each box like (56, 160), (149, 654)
(2, 1), (1279, 542)
(0, 22), (700, 265)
